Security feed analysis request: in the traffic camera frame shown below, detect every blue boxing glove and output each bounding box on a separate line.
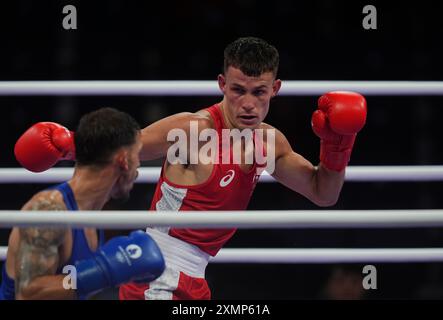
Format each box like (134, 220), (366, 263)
(74, 230), (165, 298)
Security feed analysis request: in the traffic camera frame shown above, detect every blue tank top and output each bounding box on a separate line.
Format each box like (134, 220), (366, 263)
(0, 182), (104, 300)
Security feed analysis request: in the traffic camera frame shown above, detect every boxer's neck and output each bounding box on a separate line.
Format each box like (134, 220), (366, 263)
(68, 166), (118, 210)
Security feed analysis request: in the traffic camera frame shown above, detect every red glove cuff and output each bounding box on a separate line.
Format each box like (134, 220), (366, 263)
(62, 131), (76, 160)
(319, 134), (356, 172)
(53, 129), (76, 161)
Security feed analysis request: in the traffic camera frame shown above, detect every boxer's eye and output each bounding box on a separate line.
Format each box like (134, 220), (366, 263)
(232, 87), (245, 95)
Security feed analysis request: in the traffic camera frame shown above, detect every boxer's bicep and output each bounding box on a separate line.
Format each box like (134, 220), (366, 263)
(272, 132), (343, 206)
(271, 130), (319, 202)
(273, 150), (318, 200)
(140, 112), (211, 161)
(15, 226), (66, 299)
(15, 196), (68, 299)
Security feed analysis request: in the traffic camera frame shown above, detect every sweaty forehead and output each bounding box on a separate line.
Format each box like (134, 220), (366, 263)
(225, 67), (275, 87)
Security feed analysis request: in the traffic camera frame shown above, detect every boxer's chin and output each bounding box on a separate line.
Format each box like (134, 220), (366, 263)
(110, 190), (130, 204)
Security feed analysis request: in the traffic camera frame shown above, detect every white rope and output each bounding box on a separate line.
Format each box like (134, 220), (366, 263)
(211, 248), (443, 263)
(2, 166), (443, 184)
(342, 166), (443, 181)
(0, 246), (6, 261)
(0, 210), (443, 229)
(1, 81), (443, 96)
(0, 168), (161, 184)
(1, 247), (442, 263)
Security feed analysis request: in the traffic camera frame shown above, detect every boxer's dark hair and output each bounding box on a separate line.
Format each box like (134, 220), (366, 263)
(223, 37), (279, 77)
(75, 107), (140, 166)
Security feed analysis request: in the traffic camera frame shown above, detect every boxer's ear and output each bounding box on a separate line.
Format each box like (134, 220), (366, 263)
(218, 74), (226, 94)
(272, 79), (282, 97)
(115, 149), (129, 171)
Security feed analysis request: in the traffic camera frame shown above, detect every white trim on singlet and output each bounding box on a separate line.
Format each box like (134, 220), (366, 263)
(146, 228), (210, 279)
(153, 181), (187, 233)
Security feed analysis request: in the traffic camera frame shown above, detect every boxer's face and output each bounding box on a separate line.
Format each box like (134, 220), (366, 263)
(218, 66), (281, 129)
(112, 133), (142, 201)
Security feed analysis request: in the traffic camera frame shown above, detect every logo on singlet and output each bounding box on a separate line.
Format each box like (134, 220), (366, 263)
(125, 244), (142, 259)
(219, 169), (235, 187)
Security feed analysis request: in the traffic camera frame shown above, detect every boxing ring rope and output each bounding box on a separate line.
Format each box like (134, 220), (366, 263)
(212, 248), (443, 263)
(1, 247), (443, 263)
(0, 247), (7, 261)
(2, 166), (443, 183)
(0, 210), (443, 229)
(1, 210), (443, 263)
(1, 81), (443, 96)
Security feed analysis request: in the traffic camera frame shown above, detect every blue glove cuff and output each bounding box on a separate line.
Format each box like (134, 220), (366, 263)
(75, 256), (110, 298)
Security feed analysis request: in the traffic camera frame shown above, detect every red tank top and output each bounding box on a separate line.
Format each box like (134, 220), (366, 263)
(149, 103), (265, 256)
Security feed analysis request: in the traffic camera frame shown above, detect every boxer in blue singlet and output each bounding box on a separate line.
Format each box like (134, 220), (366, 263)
(0, 108), (165, 300)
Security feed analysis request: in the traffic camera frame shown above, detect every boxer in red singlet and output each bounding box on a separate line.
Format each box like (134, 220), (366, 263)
(119, 37), (367, 300)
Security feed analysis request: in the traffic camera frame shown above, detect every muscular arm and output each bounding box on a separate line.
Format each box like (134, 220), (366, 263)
(15, 226), (74, 300)
(14, 196), (75, 300)
(271, 127), (344, 207)
(140, 112), (212, 161)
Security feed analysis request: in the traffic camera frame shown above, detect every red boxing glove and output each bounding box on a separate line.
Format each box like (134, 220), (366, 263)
(14, 122), (76, 172)
(311, 91), (367, 172)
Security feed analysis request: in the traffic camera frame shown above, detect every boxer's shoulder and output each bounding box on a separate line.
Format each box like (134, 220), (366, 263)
(258, 122), (286, 142)
(259, 122), (274, 130)
(259, 122), (293, 157)
(158, 111), (213, 132)
(181, 110), (214, 131)
(21, 190), (67, 211)
(16, 190), (68, 252)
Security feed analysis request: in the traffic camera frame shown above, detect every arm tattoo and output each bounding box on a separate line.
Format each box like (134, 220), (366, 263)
(15, 198), (67, 296)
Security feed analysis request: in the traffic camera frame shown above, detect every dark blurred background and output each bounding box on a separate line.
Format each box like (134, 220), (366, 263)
(1, 0), (443, 299)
